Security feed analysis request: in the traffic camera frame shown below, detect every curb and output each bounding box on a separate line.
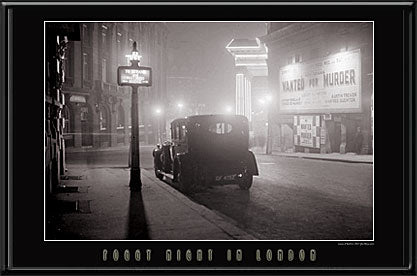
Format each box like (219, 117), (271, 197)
(275, 154), (373, 164)
(141, 169), (256, 240)
(66, 145), (154, 153)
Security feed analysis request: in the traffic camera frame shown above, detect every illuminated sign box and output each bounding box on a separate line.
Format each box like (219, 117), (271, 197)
(117, 66), (152, 86)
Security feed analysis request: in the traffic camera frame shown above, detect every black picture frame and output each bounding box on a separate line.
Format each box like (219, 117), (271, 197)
(1, 1), (415, 274)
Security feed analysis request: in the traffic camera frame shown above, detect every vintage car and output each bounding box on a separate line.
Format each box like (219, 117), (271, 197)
(152, 114), (259, 191)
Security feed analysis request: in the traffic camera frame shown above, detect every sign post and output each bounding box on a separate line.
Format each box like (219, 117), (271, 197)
(117, 42), (152, 191)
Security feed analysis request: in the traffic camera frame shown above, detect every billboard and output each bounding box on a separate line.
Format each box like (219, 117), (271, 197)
(117, 66), (152, 86)
(279, 49), (361, 114)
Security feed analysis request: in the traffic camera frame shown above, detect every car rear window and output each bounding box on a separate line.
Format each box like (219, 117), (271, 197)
(208, 122), (233, 134)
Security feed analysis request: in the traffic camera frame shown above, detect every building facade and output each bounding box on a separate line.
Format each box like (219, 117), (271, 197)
(226, 38), (269, 148)
(45, 23), (80, 194)
(261, 22), (373, 154)
(62, 22), (169, 149)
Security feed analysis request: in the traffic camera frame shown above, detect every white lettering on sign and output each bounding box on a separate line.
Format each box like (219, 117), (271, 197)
(118, 67), (151, 86)
(121, 69), (149, 84)
(279, 49), (361, 114)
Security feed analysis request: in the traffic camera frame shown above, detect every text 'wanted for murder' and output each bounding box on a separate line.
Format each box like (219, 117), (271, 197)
(282, 69), (357, 92)
(102, 248), (317, 263)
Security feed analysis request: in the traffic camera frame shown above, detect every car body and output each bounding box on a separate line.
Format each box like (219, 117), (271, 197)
(152, 114), (259, 191)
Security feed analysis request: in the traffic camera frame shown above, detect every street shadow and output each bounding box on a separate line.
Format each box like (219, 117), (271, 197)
(127, 190), (150, 240)
(188, 184), (252, 225)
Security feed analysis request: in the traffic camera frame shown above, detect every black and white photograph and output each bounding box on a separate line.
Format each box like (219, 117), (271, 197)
(45, 21), (374, 241)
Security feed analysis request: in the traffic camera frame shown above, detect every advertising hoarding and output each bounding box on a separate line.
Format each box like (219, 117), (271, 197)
(279, 49), (361, 114)
(294, 115), (321, 148)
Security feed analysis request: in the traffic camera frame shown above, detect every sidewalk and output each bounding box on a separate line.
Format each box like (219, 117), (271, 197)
(251, 147), (373, 164)
(47, 165), (254, 240)
(65, 144), (153, 153)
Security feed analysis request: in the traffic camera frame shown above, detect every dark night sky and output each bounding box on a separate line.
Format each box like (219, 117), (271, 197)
(166, 22), (267, 114)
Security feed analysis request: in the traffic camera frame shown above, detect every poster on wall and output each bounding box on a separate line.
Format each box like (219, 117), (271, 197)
(294, 115), (321, 148)
(280, 49), (361, 114)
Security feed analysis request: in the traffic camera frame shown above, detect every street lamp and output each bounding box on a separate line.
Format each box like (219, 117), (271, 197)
(128, 42), (142, 190)
(117, 41), (152, 191)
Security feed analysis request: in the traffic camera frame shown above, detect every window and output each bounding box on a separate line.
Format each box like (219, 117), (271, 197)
(80, 107), (88, 121)
(102, 58), (107, 83)
(99, 106), (108, 131)
(117, 31), (123, 66)
(82, 24), (89, 45)
(82, 52), (89, 80)
(64, 43), (73, 83)
(180, 124), (187, 139)
(175, 124), (180, 140)
(102, 32), (107, 52)
(208, 122), (233, 134)
(101, 24), (108, 52)
(287, 54), (302, 65)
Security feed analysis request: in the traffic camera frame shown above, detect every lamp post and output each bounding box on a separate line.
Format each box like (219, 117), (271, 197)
(117, 41), (152, 191)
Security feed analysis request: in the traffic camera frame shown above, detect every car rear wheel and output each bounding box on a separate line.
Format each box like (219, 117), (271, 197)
(155, 169), (163, 180)
(154, 151), (164, 180)
(238, 173), (253, 190)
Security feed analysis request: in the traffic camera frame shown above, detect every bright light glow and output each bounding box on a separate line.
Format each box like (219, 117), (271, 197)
(155, 108), (162, 115)
(131, 51), (141, 61)
(234, 54), (268, 58)
(235, 63), (267, 67)
(265, 94), (273, 101)
(226, 45), (260, 49)
(177, 102), (184, 109)
(259, 94), (273, 106)
(225, 105), (233, 113)
(125, 53), (142, 62)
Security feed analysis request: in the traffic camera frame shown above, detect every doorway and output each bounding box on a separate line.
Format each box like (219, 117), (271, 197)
(329, 120), (341, 153)
(81, 105), (93, 147)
